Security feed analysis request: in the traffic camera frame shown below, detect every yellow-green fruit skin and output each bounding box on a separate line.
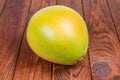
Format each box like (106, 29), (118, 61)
(26, 5), (88, 65)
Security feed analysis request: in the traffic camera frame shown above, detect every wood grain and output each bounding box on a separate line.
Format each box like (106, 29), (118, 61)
(52, 0), (91, 80)
(13, 0), (56, 80)
(0, 0), (7, 14)
(83, 0), (120, 80)
(0, 0), (120, 80)
(0, 0), (31, 80)
(107, 0), (120, 41)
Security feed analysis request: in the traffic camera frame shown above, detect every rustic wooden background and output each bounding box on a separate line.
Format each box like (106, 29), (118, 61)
(0, 0), (120, 80)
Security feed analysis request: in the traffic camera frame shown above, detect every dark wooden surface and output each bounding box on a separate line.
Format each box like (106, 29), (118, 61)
(0, 0), (120, 80)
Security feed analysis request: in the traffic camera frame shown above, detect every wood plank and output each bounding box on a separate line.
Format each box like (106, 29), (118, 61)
(107, 0), (120, 41)
(0, 0), (31, 80)
(0, 0), (7, 14)
(13, 0), (56, 80)
(107, 1), (120, 79)
(83, 0), (120, 79)
(52, 0), (91, 80)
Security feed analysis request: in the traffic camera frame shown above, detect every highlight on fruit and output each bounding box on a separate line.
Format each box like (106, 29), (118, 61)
(26, 5), (88, 65)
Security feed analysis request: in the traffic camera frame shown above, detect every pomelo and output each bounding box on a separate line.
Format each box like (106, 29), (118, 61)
(26, 5), (88, 65)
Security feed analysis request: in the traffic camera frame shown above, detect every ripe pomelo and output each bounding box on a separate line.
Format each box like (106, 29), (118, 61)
(26, 5), (88, 65)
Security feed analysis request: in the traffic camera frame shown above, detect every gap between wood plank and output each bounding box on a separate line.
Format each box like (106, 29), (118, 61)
(11, 0), (32, 79)
(13, 0), (56, 80)
(83, 0), (120, 79)
(0, 0), (33, 79)
(106, 0), (120, 42)
(81, 0), (93, 80)
(0, 0), (8, 16)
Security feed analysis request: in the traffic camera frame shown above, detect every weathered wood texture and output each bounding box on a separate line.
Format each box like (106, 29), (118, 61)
(13, 0), (56, 80)
(83, 0), (120, 80)
(0, 0), (7, 14)
(107, 0), (120, 41)
(0, 0), (31, 80)
(0, 0), (120, 80)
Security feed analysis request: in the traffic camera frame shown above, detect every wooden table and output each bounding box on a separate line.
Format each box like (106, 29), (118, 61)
(0, 0), (120, 80)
